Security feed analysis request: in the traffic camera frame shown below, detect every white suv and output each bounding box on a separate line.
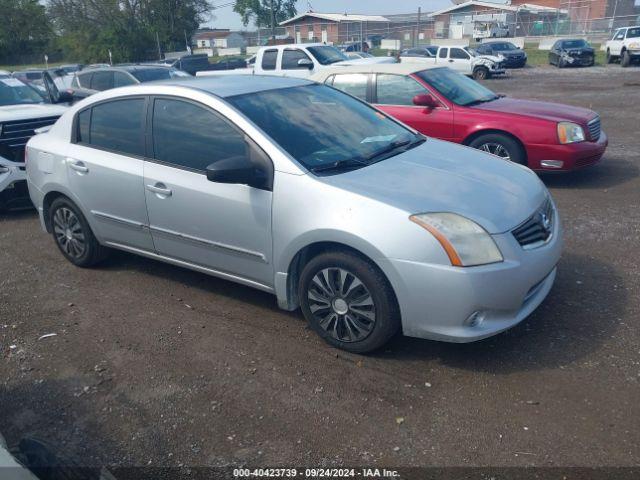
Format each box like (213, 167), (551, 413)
(606, 26), (640, 67)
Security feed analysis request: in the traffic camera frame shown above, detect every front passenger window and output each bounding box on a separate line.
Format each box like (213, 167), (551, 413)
(152, 98), (248, 172)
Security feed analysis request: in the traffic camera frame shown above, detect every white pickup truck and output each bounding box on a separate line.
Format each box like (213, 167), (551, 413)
(605, 25), (640, 67)
(197, 43), (395, 79)
(400, 45), (505, 80)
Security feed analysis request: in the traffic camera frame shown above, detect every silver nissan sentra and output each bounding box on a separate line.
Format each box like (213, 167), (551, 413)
(26, 76), (562, 353)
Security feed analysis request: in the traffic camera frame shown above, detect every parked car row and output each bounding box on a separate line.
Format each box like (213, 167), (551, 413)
(3, 44), (609, 353)
(25, 75), (564, 353)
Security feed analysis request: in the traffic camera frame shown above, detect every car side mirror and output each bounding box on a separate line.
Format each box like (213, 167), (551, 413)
(413, 94), (439, 109)
(298, 58), (314, 69)
(57, 90), (73, 103)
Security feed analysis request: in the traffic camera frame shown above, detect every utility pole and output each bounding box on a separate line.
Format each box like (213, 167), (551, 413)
(271, 0), (276, 40)
(417, 7), (421, 47)
(156, 31), (162, 60)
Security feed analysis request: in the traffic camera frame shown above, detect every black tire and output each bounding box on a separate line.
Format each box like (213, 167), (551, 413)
(473, 66), (489, 80)
(49, 196), (108, 267)
(621, 50), (631, 67)
(298, 250), (400, 353)
(606, 49), (614, 64)
(469, 133), (526, 165)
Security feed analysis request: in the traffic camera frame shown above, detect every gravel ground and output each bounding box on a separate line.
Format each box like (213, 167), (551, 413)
(1, 65), (639, 475)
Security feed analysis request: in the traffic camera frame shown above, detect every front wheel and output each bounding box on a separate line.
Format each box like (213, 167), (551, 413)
(473, 66), (489, 80)
(469, 133), (526, 165)
(298, 250), (400, 353)
(621, 50), (631, 67)
(49, 197), (108, 267)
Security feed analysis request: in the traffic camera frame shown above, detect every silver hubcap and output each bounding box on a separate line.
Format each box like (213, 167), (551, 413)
(307, 268), (376, 343)
(53, 207), (86, 259)
(478, 142), (511, 161)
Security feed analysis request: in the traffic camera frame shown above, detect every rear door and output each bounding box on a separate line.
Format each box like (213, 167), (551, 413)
(143, 96), (274, 286)
(374, 73), (454, 141)
(66, 96), (154, 250)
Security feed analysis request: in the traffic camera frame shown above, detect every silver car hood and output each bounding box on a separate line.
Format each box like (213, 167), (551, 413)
(320, 139), (547, 234)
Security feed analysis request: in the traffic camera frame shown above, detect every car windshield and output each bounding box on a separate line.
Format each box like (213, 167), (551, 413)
(307, 46), (349, 65)
(627, 27), (640, 38)
(0, 78), (46, 106)
(416, 68), (499, 107)
(562, 39), (588, 48)
(130, 68), (191, 82)
(491, 43), (517, 51)
(229, 84), (421, 174)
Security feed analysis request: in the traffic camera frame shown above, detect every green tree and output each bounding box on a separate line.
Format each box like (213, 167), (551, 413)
(233, 0), (297, 29)
(47, 0), (211, 63)
(0, 0), (52, 64)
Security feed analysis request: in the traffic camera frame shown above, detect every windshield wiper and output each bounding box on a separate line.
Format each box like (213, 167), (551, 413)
(365, 136), (425, 163)
(464, 96), (499, 107)
(310, 158), (370, 174)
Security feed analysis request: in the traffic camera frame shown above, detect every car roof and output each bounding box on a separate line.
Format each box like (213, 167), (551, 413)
(310, 63), (442, 80)
(141, 75), (313, 98)
(79, 65), (175, 74)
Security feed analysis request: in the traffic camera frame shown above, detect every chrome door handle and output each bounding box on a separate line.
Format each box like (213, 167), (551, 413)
(146, 184), (172, 197)
(68, 160), (88, 173)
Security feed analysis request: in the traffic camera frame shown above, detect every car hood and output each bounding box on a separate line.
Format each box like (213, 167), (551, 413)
(0, 103), (68, 122)
(470, 97), (597, 124)
(321, 139), (547, 234)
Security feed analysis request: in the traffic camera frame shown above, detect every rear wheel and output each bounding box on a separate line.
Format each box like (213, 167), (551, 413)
(473, 66), (489, 80)
(49, 197), (108, 267)
(469, 133), (526, 165)
(298, 250), (400, 353)
(606, 49), (614, 64)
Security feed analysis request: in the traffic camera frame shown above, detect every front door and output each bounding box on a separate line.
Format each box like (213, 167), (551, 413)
(66, 96), (154, 251)
(448, 47), (473, 74)
(143, 97), (274, 287)
(374, 73), (454, 141)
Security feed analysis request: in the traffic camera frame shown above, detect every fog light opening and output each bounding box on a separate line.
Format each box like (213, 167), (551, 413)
(541, 160), (564, 169)
(465, 311), (486, 328)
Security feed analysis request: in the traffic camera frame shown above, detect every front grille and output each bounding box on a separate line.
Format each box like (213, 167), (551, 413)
(0, 116), (60, 162)
(512, 199), (554, 249)
(587, 116), (601, 141)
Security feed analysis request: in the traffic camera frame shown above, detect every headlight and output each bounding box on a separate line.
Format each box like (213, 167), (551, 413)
(628, 42), (640, 49)
(557, 122), (585, 144)
(409, 213), (503, 267)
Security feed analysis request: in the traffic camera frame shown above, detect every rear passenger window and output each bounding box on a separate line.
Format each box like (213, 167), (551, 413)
(77, 72), (93, 88)
(438, 48), (448, 58)
(77, 109), (91, 143)
(261, 50), (278, 70)
(90, 71), (113, 91)
(88, 98), (145, 156)
(331, 74), (368, 101)
(152, 98), (247, 172)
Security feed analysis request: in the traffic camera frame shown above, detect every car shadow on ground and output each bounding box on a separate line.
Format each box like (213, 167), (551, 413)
(540, 156), (639, 190)
(376, 252), (627, 374)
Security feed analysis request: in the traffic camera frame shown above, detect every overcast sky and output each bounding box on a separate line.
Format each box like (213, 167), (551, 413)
(205, 0), (456, 30)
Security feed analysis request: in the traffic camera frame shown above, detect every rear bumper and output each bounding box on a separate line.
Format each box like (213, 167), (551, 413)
(527, 131), (608, 171)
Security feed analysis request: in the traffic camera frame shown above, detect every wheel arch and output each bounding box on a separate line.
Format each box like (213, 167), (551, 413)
(278, 239), (396, 312)
(462, 128), (528, 164)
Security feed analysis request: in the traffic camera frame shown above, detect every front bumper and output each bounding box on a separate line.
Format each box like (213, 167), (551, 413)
(527, 130), (608, 171)
(503, 57), (527, 68)
(378, 205), (563, 342)
(0, 155), (30, 209)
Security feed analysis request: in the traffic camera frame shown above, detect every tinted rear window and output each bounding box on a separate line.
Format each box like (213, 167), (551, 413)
(87, 98), (145, 156)
(261, 50), (278, 70)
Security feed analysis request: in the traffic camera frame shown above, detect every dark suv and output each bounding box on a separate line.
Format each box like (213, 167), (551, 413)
(70, 65), (190, 101)
(475, 42), (527, 68)
(154, 54), (211, 75)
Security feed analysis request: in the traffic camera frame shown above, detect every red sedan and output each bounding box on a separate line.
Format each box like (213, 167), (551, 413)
(312, 64), (607, 171)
